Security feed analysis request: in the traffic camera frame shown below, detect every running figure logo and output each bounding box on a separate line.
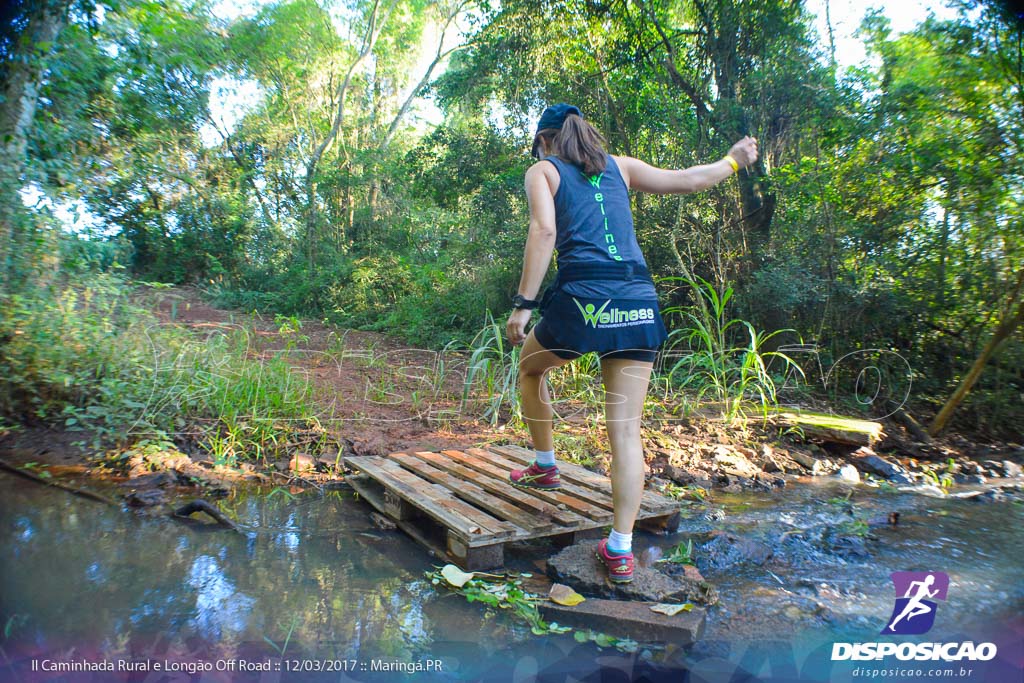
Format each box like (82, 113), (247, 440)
(882, 571), (950, 635)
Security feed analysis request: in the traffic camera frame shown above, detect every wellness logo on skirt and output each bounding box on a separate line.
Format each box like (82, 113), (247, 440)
(572, 297), (657, 329)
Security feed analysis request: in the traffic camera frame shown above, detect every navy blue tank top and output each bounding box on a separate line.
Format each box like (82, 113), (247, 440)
(543, 155), (657, 299)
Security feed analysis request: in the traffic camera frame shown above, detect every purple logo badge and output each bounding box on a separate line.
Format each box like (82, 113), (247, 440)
(882, 571), (950, 635)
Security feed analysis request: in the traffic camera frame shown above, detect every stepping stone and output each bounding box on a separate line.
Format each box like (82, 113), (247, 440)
(546, 542), (717, 604)
(538, 596), (706, 645)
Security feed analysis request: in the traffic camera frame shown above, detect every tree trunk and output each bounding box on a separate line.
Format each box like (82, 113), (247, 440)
(929, 269), (1024, 435)
(304, 0), (395, 269)
(365, 4), (470, 232)
(0, 0), (68, 288)
(650, 0), (776, 260)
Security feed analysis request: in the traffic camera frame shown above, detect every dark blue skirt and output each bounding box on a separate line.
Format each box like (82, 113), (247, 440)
(532, 288), (668, 356)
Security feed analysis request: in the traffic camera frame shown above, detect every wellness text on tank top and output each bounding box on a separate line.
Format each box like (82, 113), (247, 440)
(545, 154), (658, 328)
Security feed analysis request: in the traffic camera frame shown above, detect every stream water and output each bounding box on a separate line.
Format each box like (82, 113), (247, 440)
(1, 473), (1022, 682)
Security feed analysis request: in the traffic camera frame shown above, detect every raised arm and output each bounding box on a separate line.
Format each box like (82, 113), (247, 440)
(615, 136), (759, 194)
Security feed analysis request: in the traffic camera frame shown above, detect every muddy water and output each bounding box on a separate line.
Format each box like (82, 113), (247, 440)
(1, 474), (1022, 682)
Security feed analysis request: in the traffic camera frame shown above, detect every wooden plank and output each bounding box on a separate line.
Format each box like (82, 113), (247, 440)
(488, 443), (671, 510)
(437, 448), (612, 522)
(347, 474), (503, 570)
(407, 451), (584, 528)
(486, 444), (678, 514)
(637, 509), (683, 534)
(390, 452), (550, 534)
(538, 599), (706, 644)
(464, 446), (623, 512)
(346, 474), (387, 515)
(425, 480), (521, 539)
(439, 450), (612, 522)
(464, 448), (619, 513)
(451, 446), (623, 515)
(347, 456), (514, 544)
(384, 489), (413, 520)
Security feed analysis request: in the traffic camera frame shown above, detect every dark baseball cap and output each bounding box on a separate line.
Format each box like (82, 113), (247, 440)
(535, 103), (583, 134)
(532, 103), (582, 157)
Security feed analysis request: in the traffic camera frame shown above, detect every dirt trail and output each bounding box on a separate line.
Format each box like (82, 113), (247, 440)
(150, 287), (504, 459)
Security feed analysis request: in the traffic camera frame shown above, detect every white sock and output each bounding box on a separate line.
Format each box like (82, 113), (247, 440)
(534, 449), (556, 468)
(608, 529), (632, 554)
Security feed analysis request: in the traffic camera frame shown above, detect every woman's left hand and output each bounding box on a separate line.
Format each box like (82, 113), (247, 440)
(506, 308), (533, 346)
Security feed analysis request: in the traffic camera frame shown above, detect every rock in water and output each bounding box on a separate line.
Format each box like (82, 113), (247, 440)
(290, 453), (317, 472)
(713, 446), (760, 478)
(790, 450), (826, 475)
(546, 543), (717, 604)
(125, 489), (167, 507)
(836, 464), (860, 484)
(854, 452), (914, 484)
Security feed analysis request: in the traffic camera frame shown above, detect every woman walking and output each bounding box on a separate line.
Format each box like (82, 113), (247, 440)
(505, 103), (758, 583)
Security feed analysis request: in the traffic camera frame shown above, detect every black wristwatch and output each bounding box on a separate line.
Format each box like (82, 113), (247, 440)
(511, 294), (540, 310)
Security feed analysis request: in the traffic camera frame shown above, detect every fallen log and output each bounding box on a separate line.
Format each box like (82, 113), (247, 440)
(888, 403), (933, 445)
(776, 412), (884, 447)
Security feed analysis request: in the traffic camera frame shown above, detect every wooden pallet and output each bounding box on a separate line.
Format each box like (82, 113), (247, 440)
(344, 445), (681, 570)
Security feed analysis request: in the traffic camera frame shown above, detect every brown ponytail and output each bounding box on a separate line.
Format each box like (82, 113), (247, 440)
(538, 114), (608, 177)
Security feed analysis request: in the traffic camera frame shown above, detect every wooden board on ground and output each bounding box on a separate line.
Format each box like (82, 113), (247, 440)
(344, 446), (681, 570)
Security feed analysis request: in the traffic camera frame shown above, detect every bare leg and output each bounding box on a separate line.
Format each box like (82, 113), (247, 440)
(600, 356), (653, 534)
(518, 328), (573, 452)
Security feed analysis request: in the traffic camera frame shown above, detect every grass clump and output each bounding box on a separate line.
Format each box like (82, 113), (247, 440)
(662, 277), (801, 424)
(0, 271), (323, 463)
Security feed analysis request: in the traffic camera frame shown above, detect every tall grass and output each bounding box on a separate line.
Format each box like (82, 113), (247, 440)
(0, 272), (320, 461)
(458, 279), (800, 430)
(462, 311), (521, 425)
(662, 277), (801, 423)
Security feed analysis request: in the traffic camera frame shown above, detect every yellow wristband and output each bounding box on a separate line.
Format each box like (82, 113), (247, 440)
(724, 155), (740, 173)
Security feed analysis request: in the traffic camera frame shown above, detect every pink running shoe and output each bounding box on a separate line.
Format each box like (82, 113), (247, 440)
(509, 461), (561, 489)
(596, 538), (634, 583)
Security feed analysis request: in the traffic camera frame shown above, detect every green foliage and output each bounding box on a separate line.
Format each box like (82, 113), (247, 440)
(462, 311), (521, 426)
(426, 566), (641, 652)
(922, 467), (954, 491)
(660, 482), (708, 502)
(0, 272), (157, 434)
(836, 518), (871, 538)
(663, 277), (801, 423)
(6, 0), (1022, 438)
(0, 265), (318, 459)
(425, 568), (569, 636)
(657, 539), (695, 565)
